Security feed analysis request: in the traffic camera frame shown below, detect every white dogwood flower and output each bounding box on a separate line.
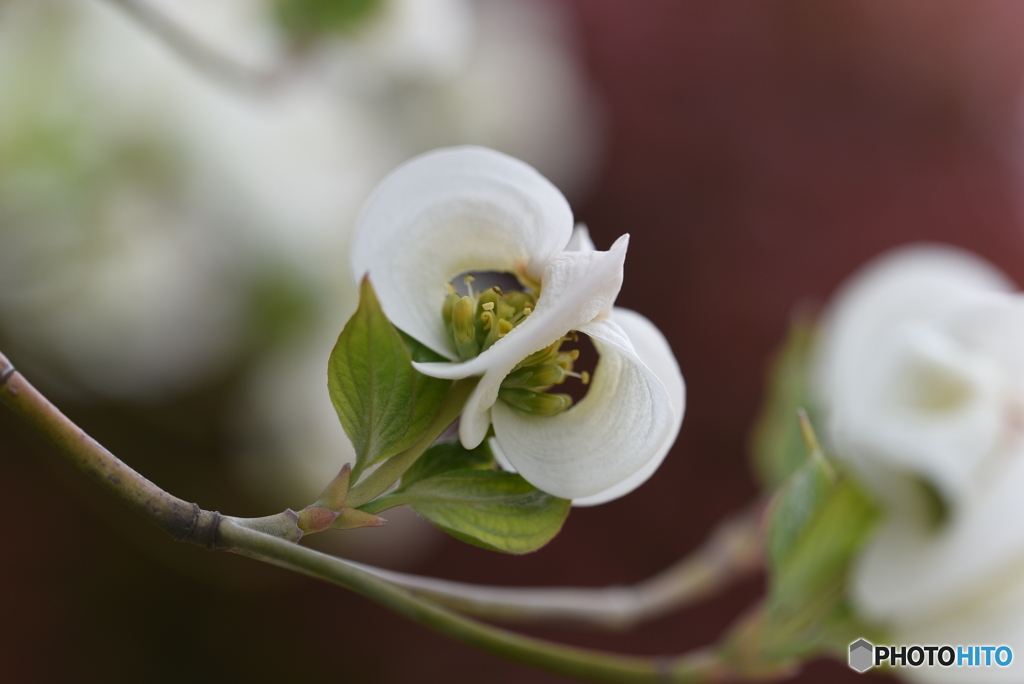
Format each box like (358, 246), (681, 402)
(350, 146), (684, 503)
(814, 244), (1024, 683)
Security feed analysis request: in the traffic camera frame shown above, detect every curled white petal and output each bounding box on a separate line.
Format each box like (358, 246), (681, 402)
(814, 244), (1015, 502)
(350, 146), (574, 359)
(572, 308), (685, 505)
(854, 443), (1024, 626)
(416, 235), (628, 446)
(489, 308), (679, 500)
(485, 307), (685, 504)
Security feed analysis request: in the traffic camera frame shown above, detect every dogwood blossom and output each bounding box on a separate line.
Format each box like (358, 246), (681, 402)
(350, 146), (684, 504)
(814, 244), (1024, 683)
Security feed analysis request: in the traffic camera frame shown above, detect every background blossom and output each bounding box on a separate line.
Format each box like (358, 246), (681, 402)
(815, 245), (1024, 683)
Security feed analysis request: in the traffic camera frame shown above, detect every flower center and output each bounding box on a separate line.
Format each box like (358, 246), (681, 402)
(441, 275), (589, 417)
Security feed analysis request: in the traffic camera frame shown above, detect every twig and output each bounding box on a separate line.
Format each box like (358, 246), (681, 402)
(345, 504), (764, 630)
(102, 0), (282, 94)
(0, 350), (221, 547)
(219, 519), (744, 684)
(1, 347), (780, 682)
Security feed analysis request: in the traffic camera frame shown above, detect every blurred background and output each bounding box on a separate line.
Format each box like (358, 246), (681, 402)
(5, 1), (1024, 681)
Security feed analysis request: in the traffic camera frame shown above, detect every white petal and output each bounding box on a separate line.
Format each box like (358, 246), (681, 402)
(485, 307), (686, 504)
(813, 244), (1015, 503)
(350, 146), (574, 359)
(565, 223), (596, 252)
(571, 308), (685, 506)
(489, 310), (679, 500)
(488, 436), (515, 472)
(416, 235), (629, 446)
(854, 444), (1024, 624)
(890, 581), (1024, 683)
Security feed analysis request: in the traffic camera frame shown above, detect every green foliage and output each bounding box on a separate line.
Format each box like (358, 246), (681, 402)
(741, 317), (887, 665)
(751, 317), (823, 488)
(276, 0), (381, 39)
(398, 440), (496, 491)
(759, 446), (880, 660)
(364, 441), (570, 554)
(328, 278), (451, 479)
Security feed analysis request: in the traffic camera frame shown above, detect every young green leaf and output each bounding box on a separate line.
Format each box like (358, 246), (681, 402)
(328, 278), (451, 477)
(751, 317), (823, 488)
(366, 469), (570, 554)
(760, 447), (879, 660)
(398, 440), (496, 491)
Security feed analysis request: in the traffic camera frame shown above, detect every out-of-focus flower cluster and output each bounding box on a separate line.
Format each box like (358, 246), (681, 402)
(0, 0), (603, 553)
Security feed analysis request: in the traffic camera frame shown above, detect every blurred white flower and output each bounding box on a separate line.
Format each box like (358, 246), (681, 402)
(344, 0), (605, 200)
(814, 245), (1024, 683)
(0, 0), (251, 397)
(0, 0), (380, 397)
(350, 146), (684, 504)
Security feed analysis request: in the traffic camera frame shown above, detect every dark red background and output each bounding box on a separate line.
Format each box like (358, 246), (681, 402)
(6, 1), (1024, 682)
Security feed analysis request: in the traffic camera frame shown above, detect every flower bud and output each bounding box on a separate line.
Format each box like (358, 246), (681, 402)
(497, 387), (573, 416)
(451, 296), (480, 359)
(501, 363), (566, 390)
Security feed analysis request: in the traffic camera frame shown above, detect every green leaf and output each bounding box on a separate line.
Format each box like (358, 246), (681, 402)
(367, 470), (570, 554)
(397, 440), (496, 491)
(760, 452), (879, 660)
(767, 454), (836, 571)
(275, 0), (381, 38)
(751, 317), (823, 488)
(328, 278), (451, 477)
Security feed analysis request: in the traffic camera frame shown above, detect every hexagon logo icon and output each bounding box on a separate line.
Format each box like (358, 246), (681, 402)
(849, 639), (874, 673)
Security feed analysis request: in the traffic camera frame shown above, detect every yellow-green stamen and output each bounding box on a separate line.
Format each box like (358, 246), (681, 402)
(440, 280), (588, 417)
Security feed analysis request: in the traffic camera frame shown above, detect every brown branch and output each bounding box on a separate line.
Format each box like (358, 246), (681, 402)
(0, 350), (221, 547)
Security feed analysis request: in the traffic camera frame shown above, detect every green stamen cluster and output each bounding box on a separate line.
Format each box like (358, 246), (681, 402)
(441, 277), (589, 417)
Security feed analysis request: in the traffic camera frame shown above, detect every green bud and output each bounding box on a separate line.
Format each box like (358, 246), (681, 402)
(479, 310), (501, 352)
(496, 299), (518, 321)
(442, 291), (461, 326)
(478, 287), (502, 309)
(498, 388), (573, 416)
(503, 290), (533, 312)
(514, 342), (561, 371)
(501, 363), (566, 390)
(452, 296), (480, 359)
